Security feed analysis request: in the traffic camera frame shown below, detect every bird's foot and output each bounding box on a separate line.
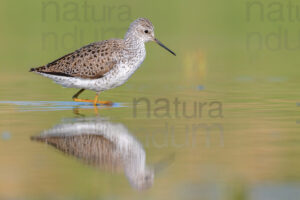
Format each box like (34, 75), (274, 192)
(95, 100), (113, 106)
(73, 98), (113, 106)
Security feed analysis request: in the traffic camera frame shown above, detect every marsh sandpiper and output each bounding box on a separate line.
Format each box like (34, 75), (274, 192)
(30, 18), (176, 105)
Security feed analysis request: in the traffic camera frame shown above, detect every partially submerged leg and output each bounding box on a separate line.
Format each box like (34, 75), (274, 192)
(72, 89), (92, 103)
(94, 92), (113, 105)
(72, 89), (113, 105)
(72, 89), (85, 100)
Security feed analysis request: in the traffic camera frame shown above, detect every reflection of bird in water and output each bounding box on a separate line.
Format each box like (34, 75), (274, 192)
(31, 118), (159, 190)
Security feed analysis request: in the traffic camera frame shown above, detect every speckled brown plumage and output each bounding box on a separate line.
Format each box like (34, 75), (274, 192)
(29, 18), (175, 103)
(31, 134), (123, 172)
(30, 40), (122, 79)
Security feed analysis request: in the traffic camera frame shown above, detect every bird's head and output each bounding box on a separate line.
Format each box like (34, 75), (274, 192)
(125, 18), (176, 56)
(127, 167), (154, 191)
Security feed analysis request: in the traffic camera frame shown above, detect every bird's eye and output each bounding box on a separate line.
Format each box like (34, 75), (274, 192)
(144, 30), (149, 34)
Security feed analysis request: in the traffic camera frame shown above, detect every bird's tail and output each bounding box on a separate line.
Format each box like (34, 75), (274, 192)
(29, 66), (46, 72)
(30, 136), (46, 142)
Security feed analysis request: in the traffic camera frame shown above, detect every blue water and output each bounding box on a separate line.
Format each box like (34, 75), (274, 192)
(0, 101), (125, 112)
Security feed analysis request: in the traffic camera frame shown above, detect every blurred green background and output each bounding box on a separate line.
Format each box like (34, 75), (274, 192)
(1, 0), (300, 199)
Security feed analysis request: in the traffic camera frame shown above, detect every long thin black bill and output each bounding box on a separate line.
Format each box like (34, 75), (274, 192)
(155, 38), (176, 56)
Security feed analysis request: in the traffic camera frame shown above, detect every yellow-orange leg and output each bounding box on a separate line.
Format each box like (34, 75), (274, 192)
(72, 89), (113, 106)
(93, 94), (113, 105)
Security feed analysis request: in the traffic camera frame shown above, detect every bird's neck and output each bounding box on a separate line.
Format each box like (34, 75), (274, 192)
(124, 34), (145, 51)
(124, 157), (146, 180)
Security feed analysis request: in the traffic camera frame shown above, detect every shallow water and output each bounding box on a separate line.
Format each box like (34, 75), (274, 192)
(1, 81), (300, 199)
(1, 0), (300, 199)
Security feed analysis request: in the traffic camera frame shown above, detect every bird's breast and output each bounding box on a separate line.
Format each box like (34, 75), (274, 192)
(94, 46), (146, 91)
(111, 47), (146, 80)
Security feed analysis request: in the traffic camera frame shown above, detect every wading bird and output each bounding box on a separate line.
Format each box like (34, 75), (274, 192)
(30, 18), (176, 105)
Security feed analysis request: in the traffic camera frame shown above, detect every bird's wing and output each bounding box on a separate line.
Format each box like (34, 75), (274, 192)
(30, 40), (122, 79)
(31, 134), (123, 171)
